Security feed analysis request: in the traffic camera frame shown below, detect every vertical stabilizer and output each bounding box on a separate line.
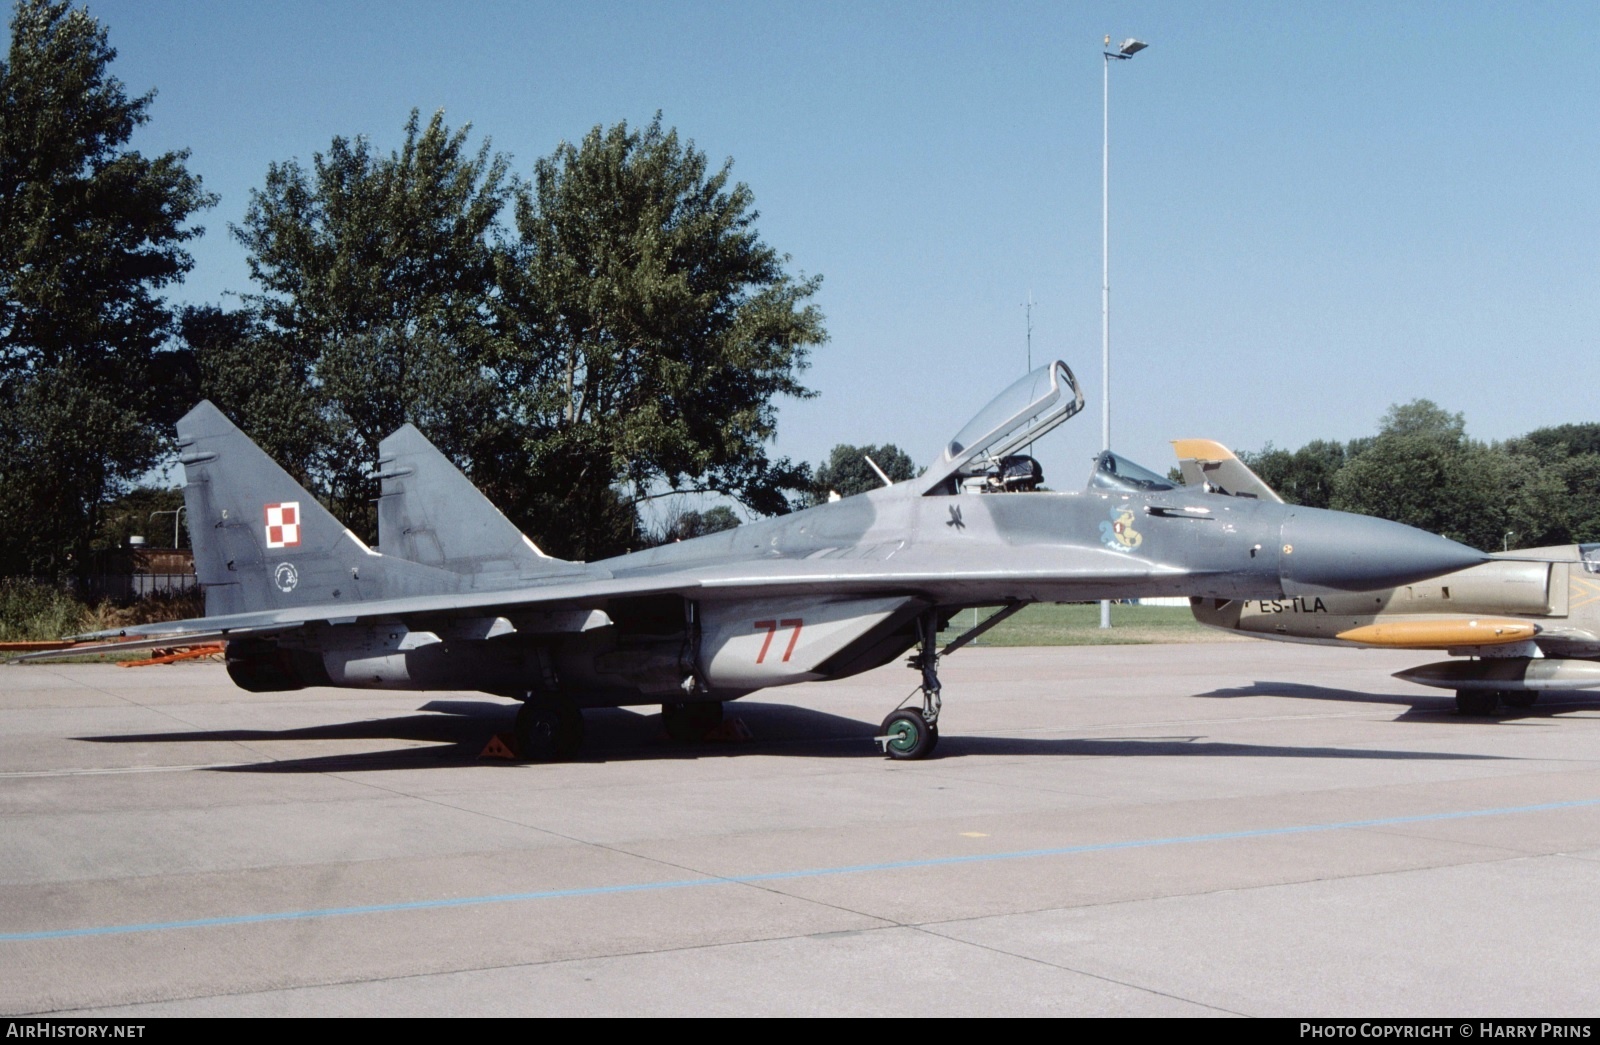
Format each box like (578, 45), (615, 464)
(376, 424), (587, 581)
(1170, 439), (1284, 503)
(178, 402), (463, 617)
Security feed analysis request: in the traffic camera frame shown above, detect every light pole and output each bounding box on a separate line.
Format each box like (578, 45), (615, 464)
(150, 506), (185, 549)
(1100, 34), (1147, 630)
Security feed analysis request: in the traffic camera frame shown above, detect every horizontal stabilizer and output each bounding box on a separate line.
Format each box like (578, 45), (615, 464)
(376, 425), (586, 580)
(15, 625), (292, 663)
(1171, 439), (1283, 503)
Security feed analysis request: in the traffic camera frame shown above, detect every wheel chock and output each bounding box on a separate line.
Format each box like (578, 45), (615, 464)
(479, 733), (518, 760)
(703, 717), (753, 743)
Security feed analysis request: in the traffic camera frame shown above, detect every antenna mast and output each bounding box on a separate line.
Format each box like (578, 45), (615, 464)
(1024, 291), (1034, 372)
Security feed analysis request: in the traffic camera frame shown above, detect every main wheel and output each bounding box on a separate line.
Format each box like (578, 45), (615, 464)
(880, 709), (938, 761)
(662, 701), (723, 743)
(515, 699), (585, 761)
(1455, 689), (1500, 716)
(1500, 690), (1538, 709)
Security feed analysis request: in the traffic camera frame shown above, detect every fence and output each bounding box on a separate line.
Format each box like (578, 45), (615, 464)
(75, 548), (197, 602)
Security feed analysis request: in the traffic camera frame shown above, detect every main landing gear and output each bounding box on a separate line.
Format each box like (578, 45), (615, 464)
(662, 700), (724, 743)
(515, 695), (584, 761)
(1455, 689), (1539, 716)
(878, 613), (942, 760)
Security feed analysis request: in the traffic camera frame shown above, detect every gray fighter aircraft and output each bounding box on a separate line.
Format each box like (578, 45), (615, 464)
(22, 362), (1487, 759)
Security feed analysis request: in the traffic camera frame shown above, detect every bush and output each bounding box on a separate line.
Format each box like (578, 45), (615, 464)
(0, 579), (90, 641)
(0, 581), (204, 641)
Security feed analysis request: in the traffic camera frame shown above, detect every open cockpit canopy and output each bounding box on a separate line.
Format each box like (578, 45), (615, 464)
(920, 361), (1085, 494)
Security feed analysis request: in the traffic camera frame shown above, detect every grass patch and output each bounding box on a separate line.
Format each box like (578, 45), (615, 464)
(939, 602), (1241, 647)
(0, 580), (88, 642)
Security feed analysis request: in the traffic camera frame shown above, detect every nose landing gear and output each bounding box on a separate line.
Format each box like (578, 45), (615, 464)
(877, 613), (942, 760)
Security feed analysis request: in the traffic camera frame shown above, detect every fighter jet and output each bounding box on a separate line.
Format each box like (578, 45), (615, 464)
(20, 363), (1487, 759)
(1175, 439), (1600, 716)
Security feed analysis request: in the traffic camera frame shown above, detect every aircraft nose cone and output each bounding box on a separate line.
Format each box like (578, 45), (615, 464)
(1279, 508), (1486, 595)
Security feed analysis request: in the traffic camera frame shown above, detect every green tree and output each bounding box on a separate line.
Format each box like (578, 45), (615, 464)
(1508, 424), (1600, 546)
(809, 443), (917, 503)
(0, 0), (213, 575)
(490, 115), (824, 559)
(1239, 439), (1346, 508)
(663, 504), (742, 542)
(229, 109), (513, 528)
(1553, 454), (1600, 543)
(1330, 400), (1563, 551)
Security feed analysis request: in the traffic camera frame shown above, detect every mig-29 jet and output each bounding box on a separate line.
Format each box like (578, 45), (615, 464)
(21, 362), (1487, 760)
(1174, 439), (1600, 716)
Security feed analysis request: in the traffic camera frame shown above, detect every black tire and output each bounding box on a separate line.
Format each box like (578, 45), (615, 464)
(662, 701), (724, 743)
(516, 698), (585, 761)
(881, 709), (937, 761)
(1500, 690), (1538, 709)
(1455, 689), (1500, 716)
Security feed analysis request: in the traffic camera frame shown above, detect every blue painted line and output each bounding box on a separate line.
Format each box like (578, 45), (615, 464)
(7, 795), (1600, 943)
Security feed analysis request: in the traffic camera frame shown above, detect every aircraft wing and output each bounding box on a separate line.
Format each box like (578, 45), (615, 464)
(16, 557), (1191, 663)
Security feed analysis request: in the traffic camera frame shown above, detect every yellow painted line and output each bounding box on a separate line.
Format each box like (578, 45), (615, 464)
(1570, 578), (1600, 610)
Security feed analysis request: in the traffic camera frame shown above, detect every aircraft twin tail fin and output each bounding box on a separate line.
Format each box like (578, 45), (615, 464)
(375, 424), (585, 582)
(1170, 439), (1284, 503)
(178, 402), (466, 618)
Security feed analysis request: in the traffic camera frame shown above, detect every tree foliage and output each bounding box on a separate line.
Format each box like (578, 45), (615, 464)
(1239, 439), (1346, 509)
(1237, 399), (1599, 552)
(224, 109), (513, 528)
(204, 112), (824, 560)
(662, 504), (742, 542)
(488, 115), (824, 558)
(0, 0), (212, 575)
(808, 443), (917, 503)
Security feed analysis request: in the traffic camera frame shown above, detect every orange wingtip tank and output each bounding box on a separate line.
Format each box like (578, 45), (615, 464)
(1335, 619), (1539, 648)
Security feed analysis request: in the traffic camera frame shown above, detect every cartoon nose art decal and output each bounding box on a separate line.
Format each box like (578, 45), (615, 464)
(1100, 505), (1143, 552)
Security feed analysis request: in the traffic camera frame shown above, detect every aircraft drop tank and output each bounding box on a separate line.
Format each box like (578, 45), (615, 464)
(1395, 658), (1600, 693)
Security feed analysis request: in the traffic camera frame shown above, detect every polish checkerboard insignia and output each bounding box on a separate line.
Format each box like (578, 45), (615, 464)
(264, 502), (301, 549)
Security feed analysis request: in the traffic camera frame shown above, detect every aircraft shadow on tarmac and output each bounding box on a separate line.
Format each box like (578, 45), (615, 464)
(75, 697), (1505, 771)
(1196, 681), (1600, 723)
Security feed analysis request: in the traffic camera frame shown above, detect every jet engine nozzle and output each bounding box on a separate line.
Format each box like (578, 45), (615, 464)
(1278, 508), (1485, 597)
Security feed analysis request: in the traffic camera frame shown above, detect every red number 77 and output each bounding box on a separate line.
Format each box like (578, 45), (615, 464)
(753, 619), (804, 663)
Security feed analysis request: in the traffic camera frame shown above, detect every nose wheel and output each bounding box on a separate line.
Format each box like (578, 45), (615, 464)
(880, 708), (938, 759)
(877, 612), (943, 760)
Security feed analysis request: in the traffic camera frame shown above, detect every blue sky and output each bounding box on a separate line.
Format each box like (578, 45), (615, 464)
(88, 0), (1600, 494)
